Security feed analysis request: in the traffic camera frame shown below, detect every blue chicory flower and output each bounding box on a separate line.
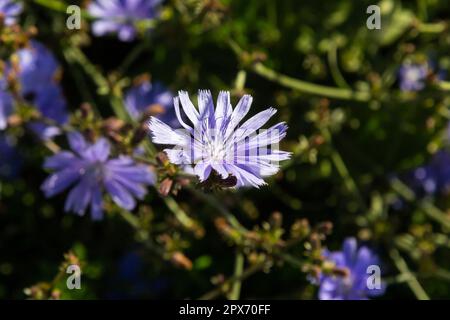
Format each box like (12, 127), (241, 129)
(0, 80), (13, 130)
(88, 0), (162, 42)
(402, 150), (450, 197)
(124, 80), (178, 127)
(319, 238), (385, 300)
(0, 134), (21, 179)
(0, 40), (69, 138)
(16, 40), (60, 95)
(41, 132), (155, 220)
(149, 90), (291, 188)
(398, 63), (428, 92)
(0, 0), (22, 26)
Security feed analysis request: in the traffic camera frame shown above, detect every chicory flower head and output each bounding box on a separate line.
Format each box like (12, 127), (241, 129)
(88, 0), (162, 42)
(319, 237), (385, 300)
(0, 80), (13, 130)
(0, 0), (22, 26)
(124, 80), (177, 126)
(149, 90), (291, 188)
(41, 132), (155, 220)
(0, 40), (68, 138)
(398, 63), (428, 92)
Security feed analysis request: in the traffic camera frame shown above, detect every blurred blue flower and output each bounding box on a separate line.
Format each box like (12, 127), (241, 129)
(16, 40), (60, 95)
(41, 132), (155, 220)
(28, 85), (69, 139)
(402, 150), (450, 197)
(0, 80), (13, 130)
(398, 63), (428, 92)
(0, 0), (22, 26)
(319, 238), (385, 300)
(0, 134), (21, 179)
(17, 41), (68, 139)
(149, 90), (291, 188)
(88, 0), (162, 42)
(124, 80), (178, 126)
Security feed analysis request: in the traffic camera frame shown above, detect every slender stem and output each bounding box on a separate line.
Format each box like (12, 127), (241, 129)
(199, 262), (265, 300)
(228, 40), (370, 102)
(390, 178), (450, 229)
(163, 196), (197, 231)
(227, 250), (244, 300)
(322, 128), (367, 211)
(187, 186), (247, 233)
(328, 42), (350, 89)
(252, 63), (370, 102)
(390, 249), (430, 300)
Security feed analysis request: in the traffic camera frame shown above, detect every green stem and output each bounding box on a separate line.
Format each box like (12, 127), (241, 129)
(322, 128), (367, 211)
(227, 250), (244, 300)
(390, 249), (430, 300)
(328, 42), (350, 89)
(252, 63), (370, 102)
(199, 262), (265, 300)
(163, 196), (197, 231)
(390, 178), (450, 229)
(187, 187), (247, 233)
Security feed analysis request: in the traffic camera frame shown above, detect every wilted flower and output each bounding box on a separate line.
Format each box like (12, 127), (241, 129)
(0, 0), (23, 26)
(149, 90), (291, 188)
(124, 80), (177, 126)
(398, 63), (428, 92)
(41, 132), (155, 220)
(88, 0), (162, 42)
(319, 238), (385, 300)
(0, 134), (21, 178)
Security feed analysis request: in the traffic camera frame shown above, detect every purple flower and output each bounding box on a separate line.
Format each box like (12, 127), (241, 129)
(319, 238), (385, 300)
(0, 40), (69, 138)
(0, 80), (13, 130)
(0, 0), (22, 26)
(88, 0), (162, 42)
(41, 132), (155, 220)
(124, 80), (178, 126)
(402, 150), (450, 197)
(399, 63), (428, 92)
(149, 90), (291, 188)
(0, 134), (21, 179)
(17, 40), (60, 96)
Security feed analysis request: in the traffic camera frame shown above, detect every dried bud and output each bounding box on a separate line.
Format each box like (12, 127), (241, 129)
(332, 266), (350, 278)
(159, 178), (173, 197)
(157, 152), (169, 166)
(80, 103), (93, 118)
(316, 221), (333, 235)
(171, 251), (193, 270)
(270, 211), (283, 228)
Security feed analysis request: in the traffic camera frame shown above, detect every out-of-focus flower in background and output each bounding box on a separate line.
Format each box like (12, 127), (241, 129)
(0, 80), (13, 130)
(124, 79), (177, 126)
(149, 90), (291, 188)
(0, 134), (21, 179)
(402, 150), (450, 197)
(398, 63), (428, 92)
(0, 0), (23, 26)
(0, 40), (68, 139)
(318, 238), (385, 300)
(41, 131), (156, 220)
(16, 40), (60, 96)
(88, 0), (162, 42)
